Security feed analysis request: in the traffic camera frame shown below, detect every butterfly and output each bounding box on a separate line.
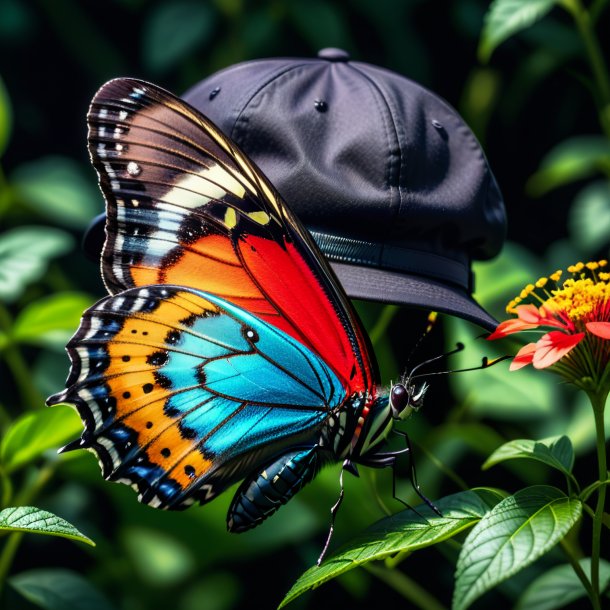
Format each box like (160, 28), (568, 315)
(47, 78), (429, 560)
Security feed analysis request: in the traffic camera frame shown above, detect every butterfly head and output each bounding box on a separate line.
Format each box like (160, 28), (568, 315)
(389, 381), (428, 421)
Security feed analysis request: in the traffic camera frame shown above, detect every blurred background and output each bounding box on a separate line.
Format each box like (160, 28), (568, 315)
(0, 1), (609, 609)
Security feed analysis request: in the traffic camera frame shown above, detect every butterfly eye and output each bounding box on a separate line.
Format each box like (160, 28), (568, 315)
(390, 384), (410, 418)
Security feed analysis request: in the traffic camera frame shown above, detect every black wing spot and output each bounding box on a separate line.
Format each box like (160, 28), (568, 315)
(165, 330), (181, 345)
(180, 314), (197, 328)
(122, 355), (131, 362)
(161, 448), (171, 458)
(123, 391), (131, 399)
(154, 371), (172, 389)
(184, 465), (196, 478)
(142, 383), (154, 394)
(147, 351), (168, 366)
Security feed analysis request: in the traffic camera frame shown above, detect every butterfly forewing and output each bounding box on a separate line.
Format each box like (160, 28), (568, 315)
(87, 78), (376, 393)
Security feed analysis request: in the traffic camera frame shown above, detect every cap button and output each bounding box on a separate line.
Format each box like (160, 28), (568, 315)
(317, 48), (350, 62)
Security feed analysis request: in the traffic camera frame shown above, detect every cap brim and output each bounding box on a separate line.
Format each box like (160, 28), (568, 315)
(330, 261), (498, 332)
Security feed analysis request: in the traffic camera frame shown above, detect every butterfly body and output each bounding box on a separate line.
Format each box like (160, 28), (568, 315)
(48, 78), (422, 537)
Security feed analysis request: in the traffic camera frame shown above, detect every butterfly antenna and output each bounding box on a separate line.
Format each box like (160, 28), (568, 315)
(409, 353), (511, 382)
(404, 311), (439, 369)
(402, 341), (466, 385)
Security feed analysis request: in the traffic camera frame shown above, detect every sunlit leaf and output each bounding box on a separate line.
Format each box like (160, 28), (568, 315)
(526, 136), (610, 196)
(479, 0), (560, 62)
(482, 435), (575, 478)
(568, 181), (610, 254)
(0, 74), (11, 157)
(11, 156), (102, 229)
(280, 488), (504, 607)
(12, 291), (91, 349)
(10, 569), (113, 610)
(453, 486), (582, 610)
(515, 558), (610, 610)
(0, 226), (73, 302)
(142, 1), (216, 73)
(0, 405), (82, 472)
(0, 506), (94, 545)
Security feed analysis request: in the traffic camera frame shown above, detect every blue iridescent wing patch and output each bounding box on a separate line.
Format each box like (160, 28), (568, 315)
(48, 286), (346, 509)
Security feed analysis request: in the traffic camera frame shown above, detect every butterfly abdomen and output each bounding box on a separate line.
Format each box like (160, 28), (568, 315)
(227, 446), (333, 532)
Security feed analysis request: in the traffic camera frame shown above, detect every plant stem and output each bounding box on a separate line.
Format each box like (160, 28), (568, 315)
(563, 0), (610, 137)
(589, 391), (607, 610)
(364, 562), (446, 610)
(559, 538), (595, 601)
(0, 304), (44, 409)
(0, 533), (23, 597)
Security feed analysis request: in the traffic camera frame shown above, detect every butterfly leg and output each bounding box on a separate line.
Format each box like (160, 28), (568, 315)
(317, 458), (358, 565)
(359, 431), (441, 517)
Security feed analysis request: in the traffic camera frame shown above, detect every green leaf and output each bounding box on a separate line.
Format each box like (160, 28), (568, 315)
(483, 436), (575, 478)
(12, 156), (102, 229)
(0, 405), (82, 472)
(0, 74), (12, 157)
(526, 136), (610, 196)
(515, 558), (610, 610)
(0, 507), (94, 545)
(0, 226), (73, 302)
(479, 0), (560, 62)
(280, 488), (504, 608)
(10, 569), (113, 610)
(142, 1), (216, 73)
(12, 291), (92, 349)
(569, 181), (610, 254)
(453, 485), (582, 610)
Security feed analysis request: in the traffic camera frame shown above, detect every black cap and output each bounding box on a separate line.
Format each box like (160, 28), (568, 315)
(85, 49), (506, 330)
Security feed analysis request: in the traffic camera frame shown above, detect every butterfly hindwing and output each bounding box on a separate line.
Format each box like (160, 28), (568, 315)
(87, 78), (376, 394)
(48, 285), (346, 509)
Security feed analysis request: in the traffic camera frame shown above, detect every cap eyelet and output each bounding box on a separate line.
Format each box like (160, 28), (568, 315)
(314, 99), (328, 113)
(209, 87), (221, 100)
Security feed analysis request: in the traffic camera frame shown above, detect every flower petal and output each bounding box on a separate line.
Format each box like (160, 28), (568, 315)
(487, 318), (537, 340)
(509, 343), (537, 370)
(532, 331), (584, 369)
(517, 304), (544, 324)
(586, 321), (610, 339)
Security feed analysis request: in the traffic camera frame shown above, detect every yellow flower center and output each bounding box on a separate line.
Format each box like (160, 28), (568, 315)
(506, 259), (610, 317)
(548, 278), (610, 322)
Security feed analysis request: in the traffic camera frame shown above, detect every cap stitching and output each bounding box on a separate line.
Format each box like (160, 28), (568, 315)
(350, 64), (404, 261)
(230, 61), (314, 151)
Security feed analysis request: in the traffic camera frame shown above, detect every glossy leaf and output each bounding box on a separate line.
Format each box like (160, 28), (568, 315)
(280, 488), (504, 608)
(526, 136), (610, 196)
(0, 405), (83, 472)
(12, 156), (102, 228)
(482, 435), (575, 478)
(0, 74), (11, 157)
(0, 506), (94, 545)
(12, 291), (92, 349)
(479, 0), (559, 62)
(10, 569), (113, 610)
(142, 1), (216, 73)
(0, 226), (73, 302)
(515, 558), (610, 610)
(453, 486), (582, 610)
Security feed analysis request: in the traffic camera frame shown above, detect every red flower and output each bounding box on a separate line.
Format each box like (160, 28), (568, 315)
(488, 261), (610, 389)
